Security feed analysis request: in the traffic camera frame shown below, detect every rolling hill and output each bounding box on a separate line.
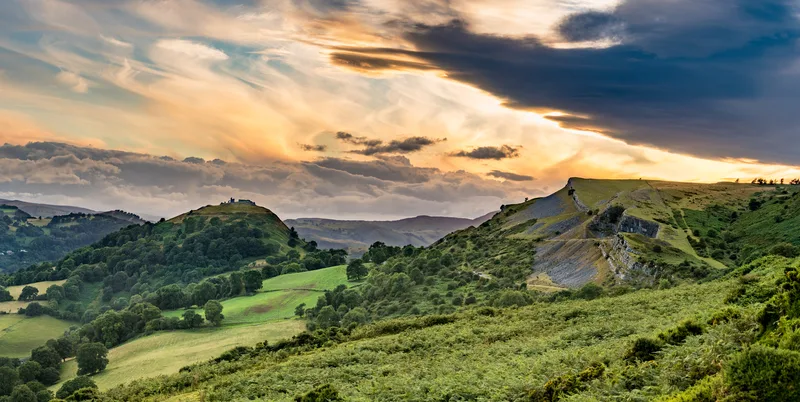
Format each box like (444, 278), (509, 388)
(435, 178), (777, 291)
(286, 212), (495, 254)
(0, 199), (95, 218)
(0, 205), (145, 273)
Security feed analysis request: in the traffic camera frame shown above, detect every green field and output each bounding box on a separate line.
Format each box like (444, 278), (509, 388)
(6, 280), (66, 299)
(0, 315), (74, 358)
(54, 265), (350, 390)
(165, 265), (350, 324)
(0, 280), (68, 314)
(56, 320), (305, 390)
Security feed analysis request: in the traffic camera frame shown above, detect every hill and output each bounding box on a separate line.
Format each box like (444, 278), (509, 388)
(286, 212), (495, 254)
(0, 199), (95, 218)
(439, 178), (780, 291)
(0, 206), (144, 273)
(0, 201), (346, 370)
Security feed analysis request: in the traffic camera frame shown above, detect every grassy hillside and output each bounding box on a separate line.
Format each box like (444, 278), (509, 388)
(164, 265), (350, 324)
(103, 271), (740, 401)
(56, 320), (304, 390)
(98, 253), (800, 401)
(0, 315), (74, 358)
(286, 213), (495, 255)
(53, 265), (352, 390)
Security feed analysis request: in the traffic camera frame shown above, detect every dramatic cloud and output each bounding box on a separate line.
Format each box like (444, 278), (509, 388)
(487, 170), (535, 181)
(335, 132), (444, 155)
(300, 144), (327, 152)
(450, 145), (521, 160)
(0, 142), (528, 220)
(329, 0), (800, 164)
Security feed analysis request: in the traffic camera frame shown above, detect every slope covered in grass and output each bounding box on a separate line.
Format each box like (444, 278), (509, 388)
(164, 265), (350, 324)
(0, 315), (74, 357)
(55, 320), (304, 391)
(107, 275), (739, 401)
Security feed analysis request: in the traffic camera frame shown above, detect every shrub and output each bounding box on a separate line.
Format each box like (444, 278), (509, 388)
(624, 337), (664, 362)
(574, 283), (603, 300)
(56, 377), (97, 399)
(294, 384), (343, 402)
(724, 345), (800, 401)
(527, 362), (605, 401)
(658, 320), (704, 345)
(769, 242), (798, 258)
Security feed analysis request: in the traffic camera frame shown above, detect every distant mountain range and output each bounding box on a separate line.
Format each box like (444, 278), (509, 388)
(286, 212), (496, 254)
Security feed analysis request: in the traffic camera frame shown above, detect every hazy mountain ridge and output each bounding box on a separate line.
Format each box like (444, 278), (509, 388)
(286, 212), (496, 253)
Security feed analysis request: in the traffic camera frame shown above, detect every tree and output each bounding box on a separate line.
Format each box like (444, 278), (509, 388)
(56, 376), (97, 399)
(346, 259), (368, 281)
(76, 343), (108, 375)
(35, 389), (53, 402)
(45, 285), (65, 303)
(243, 270), (263, 293)
(181, 310), (204, 329)
(204, 300), (224, 326)
(316, 306), (339, 329)
(229, 272), (244, 296)
(191, 281), (217, 307)
(262, 265), (279, 279)
(294, 303), (306, 317)
(23, 302), (43, 317)
(30, 347), (60, 370)
(37, 367), (60, 386)
(341, 307), (368, 327)
(18, 286), (38, 301)
(17, 361), (41, 383)
(0, 366), (18, 395)
(9, 385), (35, 402)
(0, 287), (12, 302)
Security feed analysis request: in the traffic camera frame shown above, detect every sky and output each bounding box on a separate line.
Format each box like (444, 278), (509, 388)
(2, 0), (800, 220)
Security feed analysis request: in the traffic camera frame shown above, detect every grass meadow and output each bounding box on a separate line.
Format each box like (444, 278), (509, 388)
(0, 314), (74, 357)
(55, 320), (305, 390)
(165, 265), (350, 324)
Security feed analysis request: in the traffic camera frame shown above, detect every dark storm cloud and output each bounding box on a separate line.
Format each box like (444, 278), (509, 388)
(183, 157), (206, 164)
(331, 0), (800, 164)
(300, 144), (327, 152)
(335, 132), (444, 155)
(353, 136), (444, 155)
(487, 170), (534, 181)
(312, 156), (435, 183)
(449, 145), (521, 160)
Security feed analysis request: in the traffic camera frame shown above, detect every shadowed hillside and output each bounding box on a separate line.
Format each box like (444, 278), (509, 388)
(286, 212), (495, 254)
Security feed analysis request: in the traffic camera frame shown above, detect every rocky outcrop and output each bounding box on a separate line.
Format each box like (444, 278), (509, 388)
(567, 179), (590, 212)
(599, 235), (658, 280)
(618, 215), (660, 238)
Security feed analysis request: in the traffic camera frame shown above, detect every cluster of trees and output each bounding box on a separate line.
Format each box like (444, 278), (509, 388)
(1, 213), (346, 326)
(751, 178), (800, 185)
(1, 298), (226, 396)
